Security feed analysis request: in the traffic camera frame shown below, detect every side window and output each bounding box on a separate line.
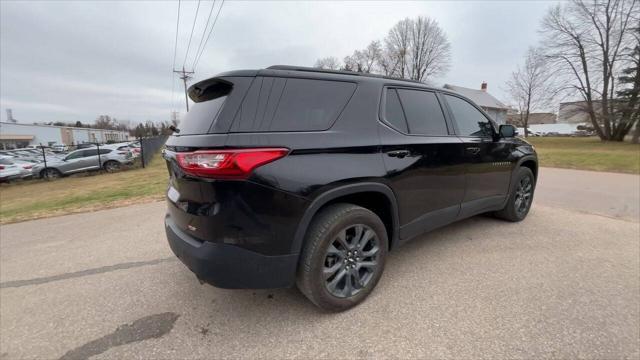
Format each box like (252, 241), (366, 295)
(232, 77), (356, 132)
(444, 94), (494, 137)
(396, 89), (448, 136)
(84, 149), (98, 157)
(383, 89), (409, 133)
(99, 149), (112, 155)
(65, 151), (84, 160)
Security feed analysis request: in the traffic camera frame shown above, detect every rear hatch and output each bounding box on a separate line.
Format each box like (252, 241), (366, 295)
(164, 73), (356, 242)
(164, 75), (257, 241)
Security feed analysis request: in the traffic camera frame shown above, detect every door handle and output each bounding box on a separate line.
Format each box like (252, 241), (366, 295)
(465, 147), (481, 155)
(387, 150), (410, 158)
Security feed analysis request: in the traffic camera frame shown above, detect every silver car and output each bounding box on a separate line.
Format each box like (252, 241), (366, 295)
(33, 146), (133, 178)
(0, 156), (32, 182)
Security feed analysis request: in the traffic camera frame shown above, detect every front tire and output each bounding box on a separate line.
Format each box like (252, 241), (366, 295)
(297, 203), (388, 312)
(40, 168), (61, 179)
(494, 167), (535, 222)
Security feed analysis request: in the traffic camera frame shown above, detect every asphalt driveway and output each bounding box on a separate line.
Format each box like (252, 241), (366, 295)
(0, 168), (638, 359)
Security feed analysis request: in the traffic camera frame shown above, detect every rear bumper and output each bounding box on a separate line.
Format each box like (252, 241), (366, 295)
(165, 215), (299, 289)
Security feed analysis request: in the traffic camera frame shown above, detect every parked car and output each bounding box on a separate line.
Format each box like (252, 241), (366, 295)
(163, 66), (539, 311)
(75, 143), (97, 150)
(0, 148), (61, 163)
(12, 159), (35, 178)
(51, 144), (68, 153)
(0, 156), (31, 182)
(127, 142), (141, 158)
(32, 145), (133, 178)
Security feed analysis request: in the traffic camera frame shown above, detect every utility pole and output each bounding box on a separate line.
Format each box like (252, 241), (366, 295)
(173, 66), (194, 112)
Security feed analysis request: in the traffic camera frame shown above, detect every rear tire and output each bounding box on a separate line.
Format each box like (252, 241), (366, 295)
(103, 160), (120, 173)
(494, 167), (535, 222)
(297, 203), (388, 312)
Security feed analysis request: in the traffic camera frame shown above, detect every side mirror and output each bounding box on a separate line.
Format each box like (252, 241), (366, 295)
(499, 124), (516, 138)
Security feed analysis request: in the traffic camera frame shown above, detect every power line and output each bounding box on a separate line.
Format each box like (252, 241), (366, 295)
(170, 0), (182, 112)
(193, 0), (224, 72)
(182, 0), (201, 69)
(172, 0), (182, 72)
(191, 0), (216, 71)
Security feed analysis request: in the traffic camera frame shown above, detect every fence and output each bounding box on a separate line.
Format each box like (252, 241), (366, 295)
(138, 136), (168, 168)
(0, 136), (168, 181)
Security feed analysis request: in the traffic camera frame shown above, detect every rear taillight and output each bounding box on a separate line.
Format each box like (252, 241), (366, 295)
(23, 165), (32, 169)
(175, 148), (289, 179)
(0, 165), (4, 170)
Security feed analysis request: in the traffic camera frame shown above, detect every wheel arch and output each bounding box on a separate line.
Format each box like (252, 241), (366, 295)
(40, 167), (61, 177)
(518, 157), (538, 180)
(291, 182), (400, 255)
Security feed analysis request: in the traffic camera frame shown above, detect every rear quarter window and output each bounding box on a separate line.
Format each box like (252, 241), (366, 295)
(231, 77), (356, 132)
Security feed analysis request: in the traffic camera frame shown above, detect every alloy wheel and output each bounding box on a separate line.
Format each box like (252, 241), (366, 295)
(45, 169), (59, 178)
(514, 175), (533, 216)
(105, 162), (120, 172)
(323, 224), (380, 298)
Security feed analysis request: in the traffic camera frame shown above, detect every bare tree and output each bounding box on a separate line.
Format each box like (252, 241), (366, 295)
(408, 16), (451, 81)
(314, 57), (341, 70)
(343, 41), (383, 73)
(541, 0), (638, 141)
(314, 16), (451, 83)
(385, 18), (412, 78)
(506, 47), (556, 137)
(384, 17), (451, 82)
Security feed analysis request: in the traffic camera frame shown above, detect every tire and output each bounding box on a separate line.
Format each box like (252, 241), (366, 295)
(40, 168), (61, 179)
(297, 203), (388, 312)
(494, 167), (535, 222)
(103, 161), (120, 173)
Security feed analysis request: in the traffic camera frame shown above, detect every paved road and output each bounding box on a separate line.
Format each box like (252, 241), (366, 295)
(536, 167), (640, 221)
(1, 168), (639, 359)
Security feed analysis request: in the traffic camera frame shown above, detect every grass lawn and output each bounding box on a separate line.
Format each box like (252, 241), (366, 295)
(526, 136), (640, 174)
(0, 155), (168, 224)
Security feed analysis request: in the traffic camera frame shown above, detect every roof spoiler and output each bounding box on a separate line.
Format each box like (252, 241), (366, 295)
(188, 78), (233, 103)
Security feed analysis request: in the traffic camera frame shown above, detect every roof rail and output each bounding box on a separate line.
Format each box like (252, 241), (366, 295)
(266, 65), (424, 84)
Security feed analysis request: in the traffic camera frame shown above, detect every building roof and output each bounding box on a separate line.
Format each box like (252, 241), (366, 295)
(0, 122), (128, 133)
(443, 84), (507, 110)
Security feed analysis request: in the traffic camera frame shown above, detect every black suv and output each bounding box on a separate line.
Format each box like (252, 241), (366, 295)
(163, 65), (538, 311)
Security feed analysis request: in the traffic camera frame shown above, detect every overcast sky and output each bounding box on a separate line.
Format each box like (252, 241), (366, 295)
(0, 0), (557, 124)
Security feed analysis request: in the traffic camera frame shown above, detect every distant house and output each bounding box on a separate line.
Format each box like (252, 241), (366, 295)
(506, 112), (557, 126)
(443, 83), (509, 124)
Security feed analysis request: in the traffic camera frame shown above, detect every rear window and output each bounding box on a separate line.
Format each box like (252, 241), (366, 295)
(231, 77), (356, 132)
(396, 89), (448, 136)
(0, 158), (14, 165)
(178, 81), (232, 135)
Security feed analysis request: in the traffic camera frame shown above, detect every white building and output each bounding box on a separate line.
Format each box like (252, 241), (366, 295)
(0, 122), (130, 149)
